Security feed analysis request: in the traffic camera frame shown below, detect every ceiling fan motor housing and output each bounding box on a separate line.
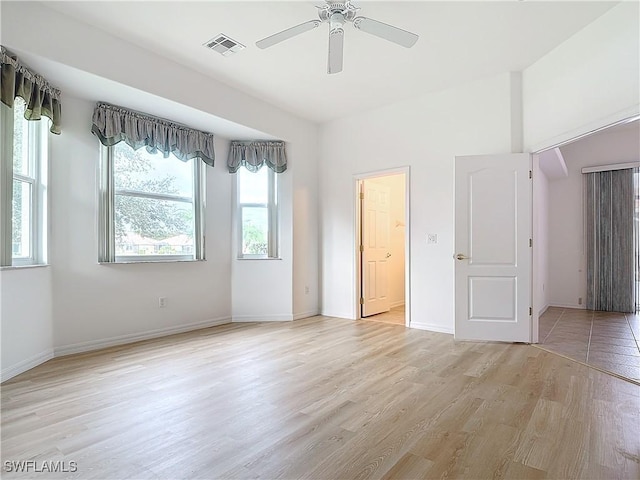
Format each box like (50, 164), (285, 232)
(330, 12), (345, 32)
(319, 2), (358, 23)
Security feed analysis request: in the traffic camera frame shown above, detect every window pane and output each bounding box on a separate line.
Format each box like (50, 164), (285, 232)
(113, 143), (193, 197)
(12, 180), (31, 258)
(12, 97), (30, 177)
(114, 195), (194, 256)
(239, 167), (268, 204)
(242, 206), (268, 255)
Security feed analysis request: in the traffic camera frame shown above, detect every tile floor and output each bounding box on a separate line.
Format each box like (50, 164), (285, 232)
(539, 307), (640, 383)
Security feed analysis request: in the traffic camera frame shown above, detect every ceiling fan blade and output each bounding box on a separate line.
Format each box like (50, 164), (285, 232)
(256, 20), (321, 49)
(353, 16), (418, 48)
(327, 28), (344, 74)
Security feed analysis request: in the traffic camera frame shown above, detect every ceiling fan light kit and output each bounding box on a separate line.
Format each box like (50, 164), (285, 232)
(255, 1), (419, 75)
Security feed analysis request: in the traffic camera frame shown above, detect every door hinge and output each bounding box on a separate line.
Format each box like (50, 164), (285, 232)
(529, 238), (532, 247)
(360, 245), (364, 252)
(529, 307), (532, 316)
(360, 298), (364, 305)
(359, 192), (364, 199)
(529, 170), (532, 179)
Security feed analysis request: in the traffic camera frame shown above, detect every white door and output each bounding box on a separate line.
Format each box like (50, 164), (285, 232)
(454, 153), (532, 342)
(361, 180), (391, 317)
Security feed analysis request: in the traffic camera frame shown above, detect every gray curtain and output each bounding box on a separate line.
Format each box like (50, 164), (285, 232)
(1, 45), (62, 134)
(227, 140), (287, 173)
(585, 168), (635, 312)
(91, 102), (216, 166)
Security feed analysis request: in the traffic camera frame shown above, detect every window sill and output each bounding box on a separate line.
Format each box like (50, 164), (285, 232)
(236, 257), (282, 261)
(0, 263), (50, 271)
(99, 258), (205, 265)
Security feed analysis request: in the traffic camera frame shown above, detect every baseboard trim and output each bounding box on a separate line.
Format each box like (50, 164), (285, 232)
(549, 303), (586, 310)
(54, 316), (232, 357)
(232, 314), (293, 323)
(538, 304), (550, 316)
(1, 349), (54, 383)
(390, 301), (406, 309)
(293, 310), (320, 321)
(320, 311), (354, 320)
(410, 322), (454, 335)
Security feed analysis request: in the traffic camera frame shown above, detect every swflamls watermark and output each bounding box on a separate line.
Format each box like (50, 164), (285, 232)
(3, 460), (78, 473)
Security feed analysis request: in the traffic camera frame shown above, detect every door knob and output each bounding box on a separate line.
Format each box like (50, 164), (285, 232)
(386, 253), (392, 258)
(454, 253), (470, 260)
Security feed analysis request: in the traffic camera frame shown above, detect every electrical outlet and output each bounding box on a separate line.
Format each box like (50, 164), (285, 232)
(159, 297), (167, 308)
(427, 233), (438, 245)
(578, 297), (582, 305)
(304, 286), (310, 295)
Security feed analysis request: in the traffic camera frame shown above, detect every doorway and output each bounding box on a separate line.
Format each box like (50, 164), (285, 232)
(533, 118), (640, 382)
(355, 169), (410, 327)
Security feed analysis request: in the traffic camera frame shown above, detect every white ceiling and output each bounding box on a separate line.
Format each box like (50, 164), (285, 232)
(39, 1), (617, 124)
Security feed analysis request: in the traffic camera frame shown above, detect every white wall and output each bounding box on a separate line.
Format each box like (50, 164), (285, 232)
(231, 161), (292, 321)
(50, 96), (233, 354)
(320, 73), (514, 333)
(231, 140), (319, 322)
(547, 123), (640, 309)
(365, 175), (405, 308)
(523, 1), (640, 151)
(1, 2), (319, 377)
(291, 138), (320, 320)
(0, 267), (54, 381)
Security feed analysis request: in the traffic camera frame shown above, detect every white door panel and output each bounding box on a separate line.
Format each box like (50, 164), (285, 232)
(455, 153), (532, 342)
(362, 180), (391, 317)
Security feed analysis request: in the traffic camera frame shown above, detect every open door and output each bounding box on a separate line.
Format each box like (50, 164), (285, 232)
(454, 153), (532, 342)
(361, 180), (391, 317)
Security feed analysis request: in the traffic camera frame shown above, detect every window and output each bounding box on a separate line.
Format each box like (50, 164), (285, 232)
(237, 167), (278, 258)
(0, 97), (48, 267)
(99, 143), (204, 262)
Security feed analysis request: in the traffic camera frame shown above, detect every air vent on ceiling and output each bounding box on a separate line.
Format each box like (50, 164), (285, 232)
(203, 34), (245, 56)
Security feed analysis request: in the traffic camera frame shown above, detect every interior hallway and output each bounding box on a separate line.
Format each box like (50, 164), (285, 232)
(539, 307), (640, 383)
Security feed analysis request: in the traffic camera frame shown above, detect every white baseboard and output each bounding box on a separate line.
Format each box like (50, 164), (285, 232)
(549, 303), (586, 310)
(2, 349), (54, 383)
(390, 301), (405, 309)
(293, 310), (320, 321)
(232, 314), (293, 323)
(538, 304), (550, 316)
(54, 316), (231, 357)
(410, 322), (454, 335)
(320, 311), (353, 320)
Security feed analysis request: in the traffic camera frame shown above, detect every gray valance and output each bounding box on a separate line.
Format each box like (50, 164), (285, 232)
(1, 45), (62, 134)
(91, 102), (216, 166)
(227, 140), (287, 173)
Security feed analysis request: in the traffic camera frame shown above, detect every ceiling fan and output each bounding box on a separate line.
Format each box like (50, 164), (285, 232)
(255, 1), (419, 74)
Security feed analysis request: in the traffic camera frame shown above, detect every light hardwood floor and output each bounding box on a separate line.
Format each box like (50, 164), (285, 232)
(363, 305), (406, 326)
(2, 316), (639, 479)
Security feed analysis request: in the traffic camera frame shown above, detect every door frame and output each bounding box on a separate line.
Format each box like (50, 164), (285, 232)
(354, 166), (411, 326)
(530, 112), (640, 343)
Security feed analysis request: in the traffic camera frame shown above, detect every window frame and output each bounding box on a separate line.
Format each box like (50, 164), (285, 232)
(237, 166), (279, 260)
(98, 144), (205, 263)
(0, 100), (48, 267)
